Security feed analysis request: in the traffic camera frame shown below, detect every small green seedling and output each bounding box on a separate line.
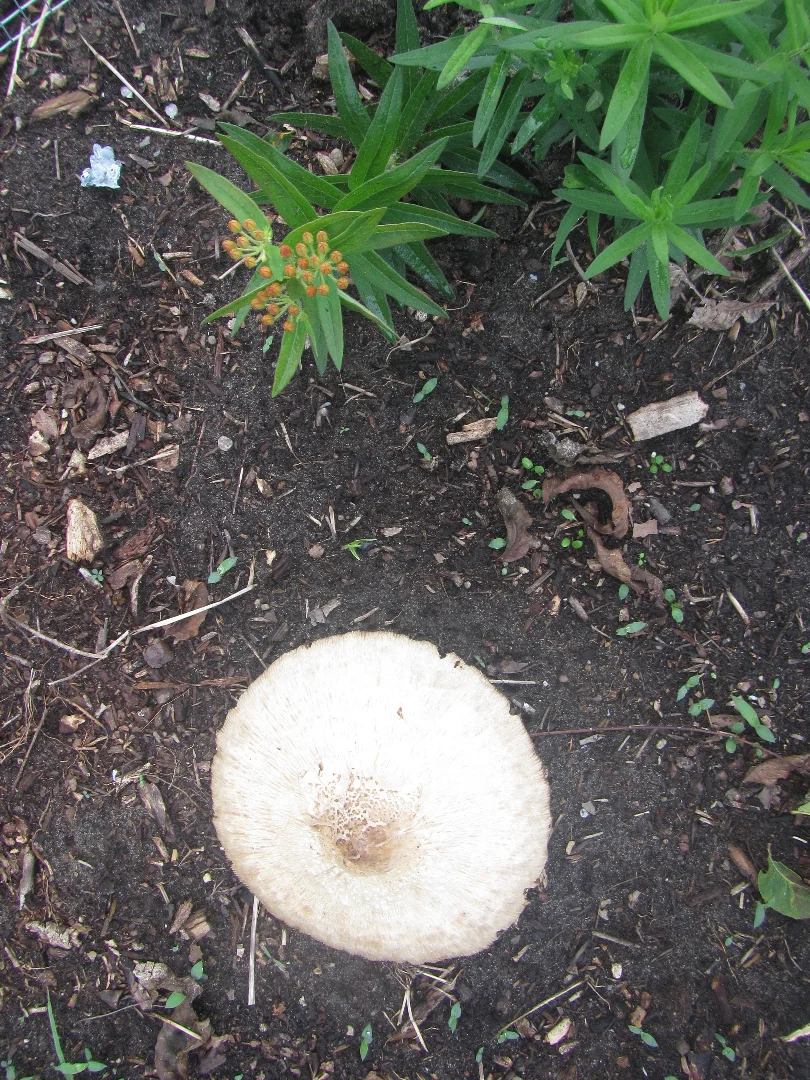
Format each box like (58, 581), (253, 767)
(489, 537), (507, 550)
(495, 395), (509, 430)
(628, 1024), (658, 1048)
(461, 517), (472, 526)
(616, 621), (646, 637)
(359, 1023), (373, 1062)
(413, 377), (437, 404)
(688, 502), (701, 512)
(189, 960), (205, 981)
(688, 697), (715, 717)
(649, 452), (672, 475)
(725, 695), (776, 755)
(415, 442), (432, 462)
(802, 643), (810, 654)
(715, 1033), (736, 1062)
(88, 568), (104, 584)
(497, 1030), (519, 1044)
(165, 991), (186, 1009)
(475, 1048), (484, 1064)
(618, 583), (630, 601)
(208, 555), (237, 584)
(2, 1060), (35, 1080)
(343, 538), (376, 560)
(521, 456), (546, 498)
(448, 1002), (462, 1033)
(637, 551), (646, 566)
(561, 528), (584, 550)
(663, 588), (684, 624)
(47, 991), (107, 1075)
(566, 408), (586, 418)
(676, 674), (701, 701)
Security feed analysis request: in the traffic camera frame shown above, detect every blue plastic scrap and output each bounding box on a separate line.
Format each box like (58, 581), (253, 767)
(80, 144), (122, 189)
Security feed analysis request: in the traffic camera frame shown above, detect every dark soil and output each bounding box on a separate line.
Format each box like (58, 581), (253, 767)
(2, 2), (810, 1079)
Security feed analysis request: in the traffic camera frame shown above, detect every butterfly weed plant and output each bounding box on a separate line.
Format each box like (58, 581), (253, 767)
(393, 0), (810, 320)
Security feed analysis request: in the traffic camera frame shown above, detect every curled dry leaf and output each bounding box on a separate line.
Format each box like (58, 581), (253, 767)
(586, 529), (663, 600)
(107, 560), (142, 591)
(154, 999), (214, 1080)
(632, 519), (659, 539)
(70, 379), (108, 440)
(31, 407), (59, 441)
(743, 754), (810, 786)
(171, 580), (209, 643)
(30, 89), (96, 121)
(496, 488), (534, 562)
(543, 468), (630, 539)
(728, 843), (758, 886)
(139, 780), (169, 832)
(689, 298), (775, 332)
(65, 498), (103, 562)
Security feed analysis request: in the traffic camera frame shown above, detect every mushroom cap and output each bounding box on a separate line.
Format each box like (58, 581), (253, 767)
(212, 631), (551, 963)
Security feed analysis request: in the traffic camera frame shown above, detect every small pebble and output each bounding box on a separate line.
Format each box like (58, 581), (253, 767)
(164, 102), (179, 119)
(218, 435), (233, 452)
(120, 85), (134, 99)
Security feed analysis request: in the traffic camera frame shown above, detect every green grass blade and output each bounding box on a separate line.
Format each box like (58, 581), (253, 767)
(665, 223), (729, 274)
(357, 250), (447, 315)
(328, 20), (370, 147)
(350, 68), (404, 190)
(653, 34), (733, 108)
(217, 123), (340, 209)
(398, 70), (440, 157)
(667, 0), (768, 32)
(478, 68), (531, 177)
(550, 203), (584, 263)
(437, 23), (489, 91)
(266, 111), (347, 139)
(334, 139), (448, 210)
(417, 169), (523, 203)
(383, 203), (496, 237)
(473, 52), (510, 147)
(186, 162), (273, 231)
(393, 240), (453, 298)
(396, 0), (420, 98)
(645, 240), (671, 319)
(361, 223), (448, 248)
(216, 135), (317, 227)
(47, 990), (67, 1065)
(339, 32), (392, 88)
(272, 316), (309, 396)
(600, 36), (653, 150)
(585, 221), (653, 276)
(316, 284), (344, 368)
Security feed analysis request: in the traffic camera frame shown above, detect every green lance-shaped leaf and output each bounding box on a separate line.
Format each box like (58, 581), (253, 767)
(351, 251), (446, 316)
(217, 123), (341, 209)
(272, 315), (310, 397)
(215, 136), (318, 227)
(328, 21), (370, 147)
(334, 139), (449, 211)
(600, 36), (653, 151)
(186, 163), (273, 232)
(350, 68), (404, 190)
(316, 283), (344, 369)
(437, 23), (489, 91)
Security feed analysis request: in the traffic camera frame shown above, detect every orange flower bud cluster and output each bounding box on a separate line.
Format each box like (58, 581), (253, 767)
(238, 225), (354, 339)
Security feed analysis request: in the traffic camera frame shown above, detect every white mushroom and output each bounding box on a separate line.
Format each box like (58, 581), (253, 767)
(212, 631), (550, 963)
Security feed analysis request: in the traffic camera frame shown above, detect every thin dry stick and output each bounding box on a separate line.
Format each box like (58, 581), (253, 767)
(404, 989), (429, 1054)
(117, 116), (220, 145)
(112, 0), (140, 58)
(498, 979), (586, 1038)
(13, 702), (47, 791)
(3, 570), (255, 681)
(5, 13), (26, 99)
(248, 895), (259, 1006)
(21, 324), (104, 345)
(80, 35), (171, 128)
(772, 247), (810, 314)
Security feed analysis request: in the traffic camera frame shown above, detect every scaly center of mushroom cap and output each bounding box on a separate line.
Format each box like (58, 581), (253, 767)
(305, 767), (418, 875)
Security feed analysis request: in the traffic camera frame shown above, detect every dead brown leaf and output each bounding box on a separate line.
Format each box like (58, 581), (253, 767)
(446, 417), (498, 445)
(543, 468), (630, 539)
(70, 379), (108, 440)
(171, 581), (209, 643)
(113, 525), (156, 561)
(743, 754), (810, 786)
(689, 298), (775, 332)
(728, 843), (758, 886)
(107, 560), (142, 591)
(30, 90), (96, 121)
(139, 780), (169, 833)
(154, 999), (211, 1080)
(496, 488), (534, 562)
(632, 519), (659, 539)
(587, 529), (663, 600)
